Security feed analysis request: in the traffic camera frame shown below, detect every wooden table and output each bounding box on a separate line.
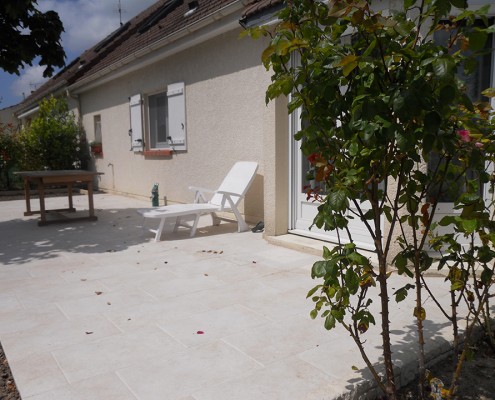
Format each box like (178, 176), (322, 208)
(15, 170), (102, 226)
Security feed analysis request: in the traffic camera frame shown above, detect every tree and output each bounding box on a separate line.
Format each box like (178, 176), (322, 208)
(248, 0), (495, 398)
(18, 96), (89, 171)
(0, 0), (65, 77)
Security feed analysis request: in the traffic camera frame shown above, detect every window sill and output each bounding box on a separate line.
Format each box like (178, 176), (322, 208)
(143, 149), (173, 157)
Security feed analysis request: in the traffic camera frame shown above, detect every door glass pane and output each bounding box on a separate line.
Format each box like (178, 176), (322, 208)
(430, 22), (492, 202)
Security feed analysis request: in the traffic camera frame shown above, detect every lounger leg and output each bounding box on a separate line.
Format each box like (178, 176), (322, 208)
(155, 217), (167, 242)
(231, 206), (248, 232)
(173, 217), (181, 233)
(211, 212), (221, 226)
(190, 214), (201, 237)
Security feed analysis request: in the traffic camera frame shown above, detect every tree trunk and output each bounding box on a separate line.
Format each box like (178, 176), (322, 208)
(378, 256), (397, 399)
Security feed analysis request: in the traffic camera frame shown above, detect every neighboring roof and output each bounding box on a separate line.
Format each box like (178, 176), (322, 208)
(17, 0), (240, 113)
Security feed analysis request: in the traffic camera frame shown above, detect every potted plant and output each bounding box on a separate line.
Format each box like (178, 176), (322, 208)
(89, 141), (102, 155)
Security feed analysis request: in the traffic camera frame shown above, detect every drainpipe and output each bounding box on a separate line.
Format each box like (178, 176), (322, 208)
(66, 89), (82, 123)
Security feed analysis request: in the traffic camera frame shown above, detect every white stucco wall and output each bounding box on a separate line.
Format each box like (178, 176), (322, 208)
(79, 28), (272, 224)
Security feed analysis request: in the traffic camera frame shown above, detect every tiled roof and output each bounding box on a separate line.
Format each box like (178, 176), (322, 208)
(18, 0), (239, 112)
(70, 0), (240, 85)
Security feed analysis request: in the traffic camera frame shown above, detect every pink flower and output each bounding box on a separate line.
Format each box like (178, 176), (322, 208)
(457, 129), (471, 142)
(475, 142), (483, 148)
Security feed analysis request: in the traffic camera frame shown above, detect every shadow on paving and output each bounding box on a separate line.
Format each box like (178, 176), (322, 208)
(344, 315), (454, 398)
(0, 205), (240, 266)
(0, 208), (148, 265)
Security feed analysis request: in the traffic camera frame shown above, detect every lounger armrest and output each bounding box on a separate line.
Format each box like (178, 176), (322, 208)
(189, 186), (215, 203)
(188, 186), (215, 194)
(215, 190), (244, 210)
(216, 190), (244, 198)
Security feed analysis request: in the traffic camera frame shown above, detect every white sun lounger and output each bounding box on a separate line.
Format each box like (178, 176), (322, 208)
(138, 161), (258, 242)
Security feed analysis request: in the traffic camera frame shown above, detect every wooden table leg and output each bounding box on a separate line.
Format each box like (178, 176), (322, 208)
(87, 180), (97, 220)
(38, 183), (47, 226)
(67, 183), (75, 212)
(23, 177), (32, 216)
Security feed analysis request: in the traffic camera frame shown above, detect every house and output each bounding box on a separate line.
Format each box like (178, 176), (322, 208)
(14, 0), (495, 253)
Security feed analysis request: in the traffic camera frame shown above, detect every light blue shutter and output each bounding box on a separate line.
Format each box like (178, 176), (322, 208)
(129, 94), (144, 151)
(167, 82), (186, 150)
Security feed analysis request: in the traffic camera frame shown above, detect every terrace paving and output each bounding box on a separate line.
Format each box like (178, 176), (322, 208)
(0, 193), (456, 399)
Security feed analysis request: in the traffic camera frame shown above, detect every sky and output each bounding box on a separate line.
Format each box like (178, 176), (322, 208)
(0, 0), (158, 110)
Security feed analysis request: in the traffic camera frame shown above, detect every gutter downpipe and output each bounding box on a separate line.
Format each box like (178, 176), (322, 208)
(66, 89), (82, 123)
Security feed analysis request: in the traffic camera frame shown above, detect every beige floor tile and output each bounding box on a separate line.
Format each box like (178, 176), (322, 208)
(1, 315), (121, 362)
(192, 356), (344, 400)
(105, 293), (212, 332)
(157, 304), (270, 347)
(9, 352), (68, 398)
(117, 341), (263, 400)
(222, 315), (334, 365)
(0, 303), (67, 335)
(24, 372), (138, 400)
(52, 325), (185, 383)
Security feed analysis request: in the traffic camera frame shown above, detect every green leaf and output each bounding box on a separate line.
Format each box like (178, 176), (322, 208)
(459, 192), (480, 205)
(424, 111), (441, 134)
(482, 88), (495, 98)
(324, 314), (336, 330)
(413, 307), (426, 321)
(323, 246), (332, 260)
(345, 268), (359, 294)
(310, 309), (318, 319)
(261, 45), (276, 65)
(329, 190), (348, 212)
(468, 30), (487, 51)
(423, 133), (435, 155)
(440, 85), (456, 104)
(438, 215), (456, 227)
(349, 142), (359, 156)
(337, 55), (359, 77)
(449, 0), (467, 8)
(307, 286), (319, 298)
(432, 57), (455, 79)
(394, 284), (415, 302)
(312, 261), (327, 278)
(461, 218), (478, 233)
(481, 267), (493, 285)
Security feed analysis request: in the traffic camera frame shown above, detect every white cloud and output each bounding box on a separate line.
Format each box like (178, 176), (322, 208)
(10, 66), (48, 99)
(3, 0), (157, 107)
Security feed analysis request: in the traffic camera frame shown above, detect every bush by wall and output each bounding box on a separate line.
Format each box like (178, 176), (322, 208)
(18, 96), (90, 171)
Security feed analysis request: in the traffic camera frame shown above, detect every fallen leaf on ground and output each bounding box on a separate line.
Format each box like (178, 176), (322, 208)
(95, 291), (103, 295)
(85, 331), (93, 335)
(196, 331), (205, 334)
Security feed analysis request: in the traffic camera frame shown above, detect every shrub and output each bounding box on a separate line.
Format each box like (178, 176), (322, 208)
(0, 122), (21, 190)
(18, 96), (89, 171)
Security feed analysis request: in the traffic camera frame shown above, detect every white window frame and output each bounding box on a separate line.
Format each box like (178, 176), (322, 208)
(128, 82), (187, 152)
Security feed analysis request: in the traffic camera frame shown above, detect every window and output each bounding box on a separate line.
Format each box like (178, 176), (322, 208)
(148, 92), (169, 148)
(128, 82), (186, 152)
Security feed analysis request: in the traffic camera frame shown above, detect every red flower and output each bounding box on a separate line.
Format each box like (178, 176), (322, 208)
(457, 129), (471, 143)
(307, 153), (319, 165)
